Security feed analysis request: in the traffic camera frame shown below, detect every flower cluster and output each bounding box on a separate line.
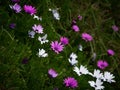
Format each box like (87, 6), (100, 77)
(9, 1), (117, 89)
(51, 37), (69, 54)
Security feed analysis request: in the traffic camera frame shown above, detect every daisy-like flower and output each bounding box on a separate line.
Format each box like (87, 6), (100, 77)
(10, 3), (21, 13)
(38, 34), (49, 44)
(107, 49), (115, 56)
(9, 23), (16, 29)
(32, 24), (43, 34)
(88, 79), (104, 90)
(72, 25), (80, 32)
(97, 60), (108, 70)
(33, 15), (42, 21)
(78, 44), (83, 51)
(37, 49), (48, 57)
(28, 31), (35, 38)
(23, 5), (36, 15)
(73, 65), (89, 76)
(89, 69), (103, 80)
(48, 68), (58, 78)
(51, 41), (64, 54)
(64, 77), (78, 88)
(11, 0), (20, 3)
(68, 53), (78, 65)
(68, 59), (78, 66)
(112, 25), (119, 32)
(102, 71), (115, 83)
(72, 19), (77, 25)
(69, 53), (77, 60)
(49, 8), (60, 20)
(81, 33), (93, 42)
(92, 52), (97, 61)
(78, 15), (82, 20)
(60, 37), (69, 45)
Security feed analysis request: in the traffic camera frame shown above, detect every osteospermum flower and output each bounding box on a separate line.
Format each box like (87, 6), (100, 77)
(37, 49), (48, 57)
(88, 79), (104, 90)
(68, 53), (78, 65)
(112, 25), (119, 32)
(81, 33), (93, 42)
(107, 49), (115, 56)
(73, 65), (89, 76)
(72, 19), (77, 25)
(78, 15), (82, 20)
(23, 5), (36, 15)
(92, 52), (97, 61)
(28, 31), (35, 38)
(69, 53), (77, 59)
(72, 25), (80, 32)
(64, 77), (78, 88)
(51, 41), (64, 54)
(38, 34), (49, 44)
(97, 60), (108, 70)
(9, 23), (16, 29)
(60, 37), (69, 45)
(89, 69), (103, 80)
(33, 15), (42, 21)
(49, 8), (60, 20)
(32, 24), (43, 34)
(102, 71), (115, 83)
(48, 69), (58, 78)
(78, 44), (83, 51)
(10, 3), (21, 13)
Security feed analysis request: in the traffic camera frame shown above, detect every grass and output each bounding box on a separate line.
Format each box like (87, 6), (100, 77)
(0, 0), (120, 90)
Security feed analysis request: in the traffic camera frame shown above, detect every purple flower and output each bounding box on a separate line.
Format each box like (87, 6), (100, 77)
(48, 68), (58, 78)
(97, 60), (108, 70)
(72, 25), (80, 32)
(23, 5), (36, 15)
(60, 37), (69, 45)
(64, 77), (78, 88)
(81, 33), (93, 42)
(112, 25), (119, 32)
(78, 15), (82, 20)
(51, 41), (64, 54)
(11, 0), (20, 3)
(22, 58), (29, 64)
(9, 23), (16, 29)
(107, 49), (115, 56)
(32, 24), (43, 34)
(10, 3), (21, 13)
(72, 19), (76, 24)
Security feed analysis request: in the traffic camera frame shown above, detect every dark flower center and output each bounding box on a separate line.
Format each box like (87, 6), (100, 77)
(54, 46), (59, 51)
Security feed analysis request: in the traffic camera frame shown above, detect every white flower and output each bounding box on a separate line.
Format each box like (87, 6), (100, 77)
(68, 53), (78, 65)
(73, 65), (89, 76)
(69, 53), (77, 59)
(49, 8), (60, 20)
(78, 44), (83, 51)
(28, 31), (35, 38)
(88, 79), (104, 90)
(68, 58), (78, 66)
(89, 69), (103, 80)
(37, 49), (48, 57)
(102, 71), (115, 83)
(38, 34), (49, 44)
(33, 15), (42, 21)
(92, 52), (97, 61)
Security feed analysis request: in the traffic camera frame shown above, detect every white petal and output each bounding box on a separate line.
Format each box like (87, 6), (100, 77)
(88, 81), (95, 87)
(73, 66), (81, 76)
